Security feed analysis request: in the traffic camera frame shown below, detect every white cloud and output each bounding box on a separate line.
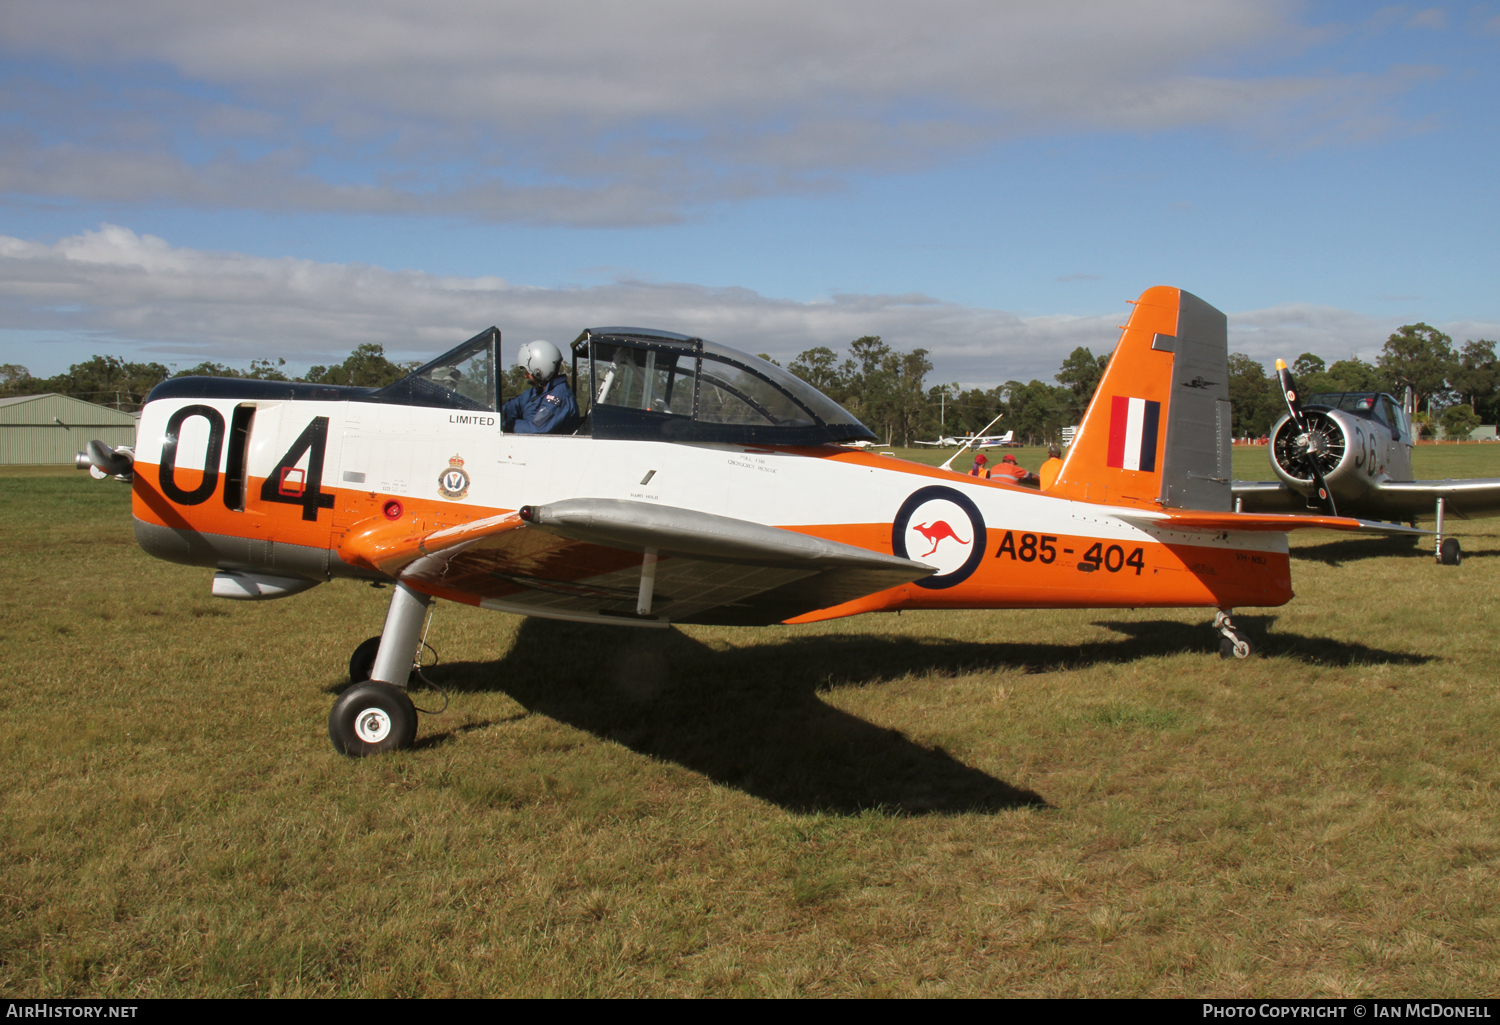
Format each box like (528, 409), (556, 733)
(0, 2), (1299, 126)
(7, 226), (1495, 387)
(0, 0), (1423, 224)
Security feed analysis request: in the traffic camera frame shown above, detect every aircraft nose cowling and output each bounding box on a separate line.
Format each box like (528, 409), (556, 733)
(1270, 410), (1347, 488)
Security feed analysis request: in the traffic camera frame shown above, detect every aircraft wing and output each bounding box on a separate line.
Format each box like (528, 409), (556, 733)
(1233, 478), (1500, 520)
(352, 499), (936, 627)
(1369, 479), (1500, 519)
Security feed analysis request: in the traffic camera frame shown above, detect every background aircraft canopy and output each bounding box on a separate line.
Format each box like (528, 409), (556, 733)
(574, 328), (877, 446)
(1304, 391), (1410, 440)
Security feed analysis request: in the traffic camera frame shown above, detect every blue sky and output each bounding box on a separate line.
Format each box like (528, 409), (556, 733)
(1, 0), (1496, 386)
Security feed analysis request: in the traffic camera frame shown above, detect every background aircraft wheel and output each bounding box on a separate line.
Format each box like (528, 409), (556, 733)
(348, 635), (382, 682)
(1439, 538), (1462, 566)
(1219, 628), (1253, 660)
(329, 682), (417, 757)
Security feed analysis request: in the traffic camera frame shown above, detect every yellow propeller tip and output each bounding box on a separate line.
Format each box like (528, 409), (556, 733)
(1275, 359), (1287, 370)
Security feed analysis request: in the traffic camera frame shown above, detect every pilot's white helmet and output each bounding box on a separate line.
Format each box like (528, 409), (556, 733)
(518, 340), (563, 384)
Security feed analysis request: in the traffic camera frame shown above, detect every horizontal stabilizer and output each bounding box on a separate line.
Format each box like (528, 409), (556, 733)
(1118, 510), (1426, 535)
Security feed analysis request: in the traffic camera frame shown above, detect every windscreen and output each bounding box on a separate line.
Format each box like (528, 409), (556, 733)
(374, 331), (496, 411)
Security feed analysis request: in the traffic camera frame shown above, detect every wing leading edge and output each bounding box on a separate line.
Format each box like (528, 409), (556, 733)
(350, 499), (936, 627)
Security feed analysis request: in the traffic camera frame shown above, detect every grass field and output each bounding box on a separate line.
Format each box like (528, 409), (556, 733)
(3, 449), (1500, 997)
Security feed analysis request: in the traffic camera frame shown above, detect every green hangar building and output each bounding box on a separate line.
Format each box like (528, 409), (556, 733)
(0, 394), (138, 465)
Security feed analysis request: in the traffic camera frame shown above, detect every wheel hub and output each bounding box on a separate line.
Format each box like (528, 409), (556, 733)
(355, 707), (393, 743)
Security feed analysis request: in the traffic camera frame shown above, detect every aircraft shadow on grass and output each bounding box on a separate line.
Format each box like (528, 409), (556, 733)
(412, 614), (1427, 815)
(1092, 616), (1430, 667)
(1291, 534), (1500, 567)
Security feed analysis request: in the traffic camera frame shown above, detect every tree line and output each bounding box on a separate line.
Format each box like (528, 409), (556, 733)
(4, 322), (1494, 443)
(0, 344), (421, 413)
(777, 336), (1107, 446)
(775, 321), (1499, 445)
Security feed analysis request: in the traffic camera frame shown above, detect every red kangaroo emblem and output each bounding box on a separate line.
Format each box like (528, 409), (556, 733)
(913, 520), (970, 558)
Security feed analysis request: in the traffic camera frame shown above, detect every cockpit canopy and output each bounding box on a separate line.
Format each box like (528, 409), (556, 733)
(572, 328), (876, 446)
(363, 325), (875, 446)
(1305, 392), (1411, 441)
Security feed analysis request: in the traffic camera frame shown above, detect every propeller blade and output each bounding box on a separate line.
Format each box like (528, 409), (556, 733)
(85, 440), (134, 476)
(1307, 461), (1338, 517)
(1274, 358), (1306, 430)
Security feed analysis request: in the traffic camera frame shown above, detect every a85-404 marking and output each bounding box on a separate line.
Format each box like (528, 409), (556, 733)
(993, 531), (1145, 575)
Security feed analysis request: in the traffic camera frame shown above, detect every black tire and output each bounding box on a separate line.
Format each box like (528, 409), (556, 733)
(1219, 628), (1252, 660)
(348, 635), (382, 683)
(329, 682), (417, 757)
(1440, 538), (1462, 566)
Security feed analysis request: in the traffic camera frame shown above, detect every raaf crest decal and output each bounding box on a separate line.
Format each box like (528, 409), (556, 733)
(891, 485), (987, 590)
(438, 454), (471, 500)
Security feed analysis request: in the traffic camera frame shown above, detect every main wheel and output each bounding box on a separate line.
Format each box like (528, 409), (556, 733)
(329, 682), (418, 757)
(1219, 628), (1253, 660)
(348, 635), (382, 683)
(1440, 538), (1462, 566)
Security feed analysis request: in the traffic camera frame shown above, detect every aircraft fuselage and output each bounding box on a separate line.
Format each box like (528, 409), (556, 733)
(129, 391), (1295, 621)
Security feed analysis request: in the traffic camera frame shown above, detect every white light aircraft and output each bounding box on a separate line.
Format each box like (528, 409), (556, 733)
(78, 287), (1417, 757)
(914, 431), (1014, 448)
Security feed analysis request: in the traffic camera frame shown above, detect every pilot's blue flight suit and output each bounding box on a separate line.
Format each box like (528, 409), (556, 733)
(502, 374), (581, 434)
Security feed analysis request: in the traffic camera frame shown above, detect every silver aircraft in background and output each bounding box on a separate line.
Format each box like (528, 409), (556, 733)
(1232, 359), (1500, 565)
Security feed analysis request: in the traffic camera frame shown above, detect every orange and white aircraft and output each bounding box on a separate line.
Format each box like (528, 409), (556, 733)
(79, 286), (1412, 756)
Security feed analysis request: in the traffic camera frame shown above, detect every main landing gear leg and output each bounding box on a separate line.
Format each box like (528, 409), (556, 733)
(1214, 609), (1253, 660)
(329, 582), (431, 757)
(1435, 497), (1462, 565)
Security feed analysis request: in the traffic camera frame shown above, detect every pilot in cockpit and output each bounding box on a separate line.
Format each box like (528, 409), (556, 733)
(502, 340), (581, 435)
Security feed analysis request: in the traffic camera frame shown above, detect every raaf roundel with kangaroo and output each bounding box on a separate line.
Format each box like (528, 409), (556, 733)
(76, 285), (1418, 756)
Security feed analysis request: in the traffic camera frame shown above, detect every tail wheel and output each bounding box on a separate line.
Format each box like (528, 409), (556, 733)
(329, 682), (417, 756)
(1218, 627), (1253, 660)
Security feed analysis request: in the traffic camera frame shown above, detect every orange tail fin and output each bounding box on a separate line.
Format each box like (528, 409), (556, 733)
(1050, 286), (1232, 512)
